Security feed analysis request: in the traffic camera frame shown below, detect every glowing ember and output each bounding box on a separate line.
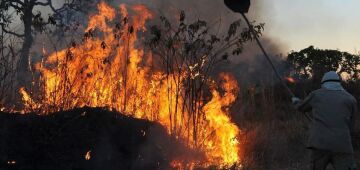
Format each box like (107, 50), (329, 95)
(85, 150), (91, 160)
(7, 160), (16, 165)
(21, 2), (242, 168)
(42, 43), (47, 55)
(285, 77), (296, 84)
(141, 130), (146, 137)
(170, 160), (195, 170)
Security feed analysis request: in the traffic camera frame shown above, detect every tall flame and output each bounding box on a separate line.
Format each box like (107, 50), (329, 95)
(203, 73), (240, 164)
(22, 2), (242, 168)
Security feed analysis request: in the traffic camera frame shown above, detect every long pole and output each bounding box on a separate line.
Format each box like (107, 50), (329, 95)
(241, 13), (295, 97)
(240, 13), (312, 121)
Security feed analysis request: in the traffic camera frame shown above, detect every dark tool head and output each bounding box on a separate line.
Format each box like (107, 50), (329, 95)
(224, 0), (251, 13)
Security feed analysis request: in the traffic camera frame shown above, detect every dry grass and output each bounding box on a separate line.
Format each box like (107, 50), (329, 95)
(234, 83), (360, 170)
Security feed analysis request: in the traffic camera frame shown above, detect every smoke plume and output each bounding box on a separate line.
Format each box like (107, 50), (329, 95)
(32, 0), (287, 85)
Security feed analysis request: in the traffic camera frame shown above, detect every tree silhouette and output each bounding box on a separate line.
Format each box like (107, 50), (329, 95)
(0, 0), (93, 86)
(287, 46), (360, 82)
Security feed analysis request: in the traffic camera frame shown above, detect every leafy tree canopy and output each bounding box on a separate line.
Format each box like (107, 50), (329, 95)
(287, 46), (360, 82)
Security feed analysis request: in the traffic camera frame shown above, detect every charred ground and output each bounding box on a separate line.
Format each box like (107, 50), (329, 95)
(0, 107), (196, 170)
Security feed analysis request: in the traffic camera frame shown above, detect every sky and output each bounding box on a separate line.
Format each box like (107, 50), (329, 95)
(5, 0), (360, 55)
(139, 0), (360, 54)
(254, 0), (360, 54)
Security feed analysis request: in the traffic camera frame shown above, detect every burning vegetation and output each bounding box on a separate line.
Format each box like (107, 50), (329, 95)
(1, 0), (360, 169)
(16, 2), (262, 168)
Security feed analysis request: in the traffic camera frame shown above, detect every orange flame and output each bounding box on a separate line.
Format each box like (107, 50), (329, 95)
(285, 77), (296, 84)
(21, 2), (242, 168)
(42, 43), (47, 56)
(203, 73), (240, 164)
(85, 150), (91, 160)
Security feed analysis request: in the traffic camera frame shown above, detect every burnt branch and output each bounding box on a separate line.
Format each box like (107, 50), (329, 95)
(48, 0), (77, 15)
(8, 0), (24, 6)
(34, 1), (50, 6)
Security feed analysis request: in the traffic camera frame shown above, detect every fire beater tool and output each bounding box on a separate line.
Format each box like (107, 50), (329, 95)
(224, 0), (312, 121)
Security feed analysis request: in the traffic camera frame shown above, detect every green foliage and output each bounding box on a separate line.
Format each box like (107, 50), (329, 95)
(287, 46), (360, 81)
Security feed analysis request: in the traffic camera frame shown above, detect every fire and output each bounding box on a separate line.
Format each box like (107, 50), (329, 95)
(20, 87), (39, 113)
(285, 77), (296, 84)
(42, 43), (47, 55)
(7, 160), (16, 165)
(203, 73), (240, 164)
(85, 150), (91, 160)
(170, 160), (195, 170)
(141, 130), (146, 136)
(21, 2), (242, 168)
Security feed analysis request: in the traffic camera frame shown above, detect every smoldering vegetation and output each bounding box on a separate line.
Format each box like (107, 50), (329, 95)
(0, 107), (198, 170)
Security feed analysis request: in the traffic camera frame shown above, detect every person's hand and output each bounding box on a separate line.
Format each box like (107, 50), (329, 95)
(291, 97), (301, 104)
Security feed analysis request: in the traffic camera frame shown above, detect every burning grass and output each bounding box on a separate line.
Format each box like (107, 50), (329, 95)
(16, 1), (260, 168)
(1, 1), (359, 170)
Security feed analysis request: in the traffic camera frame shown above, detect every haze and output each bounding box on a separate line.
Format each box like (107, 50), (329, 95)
(254, 0), (360, 53)
(5, 0), (360, 54)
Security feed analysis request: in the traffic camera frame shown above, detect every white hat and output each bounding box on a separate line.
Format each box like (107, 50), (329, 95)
(321, 71), (340, 83)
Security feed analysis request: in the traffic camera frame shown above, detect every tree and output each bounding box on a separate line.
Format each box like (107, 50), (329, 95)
(0, 0), (91, 86)
(287, 46), (360, 82)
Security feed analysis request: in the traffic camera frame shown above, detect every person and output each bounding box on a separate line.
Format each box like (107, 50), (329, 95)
(292, 71), (358, 170)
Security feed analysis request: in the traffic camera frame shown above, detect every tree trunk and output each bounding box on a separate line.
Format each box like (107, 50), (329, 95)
(17, 1), (34, 88)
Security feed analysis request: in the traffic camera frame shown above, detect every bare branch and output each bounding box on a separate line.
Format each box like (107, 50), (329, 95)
(47, 0), (61, 14)
(0, 23), (25, 37)
(47, 0), (77, 14)
(34, 1), (50, 6)
(9, 0), (24, 6)
(9, 2), (23, 11)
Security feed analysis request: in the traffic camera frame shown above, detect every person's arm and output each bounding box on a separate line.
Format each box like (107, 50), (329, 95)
(293, 92), (314, 112)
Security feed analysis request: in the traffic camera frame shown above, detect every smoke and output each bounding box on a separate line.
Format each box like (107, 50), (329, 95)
(109, 0), (288, 85)
(31, 0), (287, 85)
(18, 1), (289, 166)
